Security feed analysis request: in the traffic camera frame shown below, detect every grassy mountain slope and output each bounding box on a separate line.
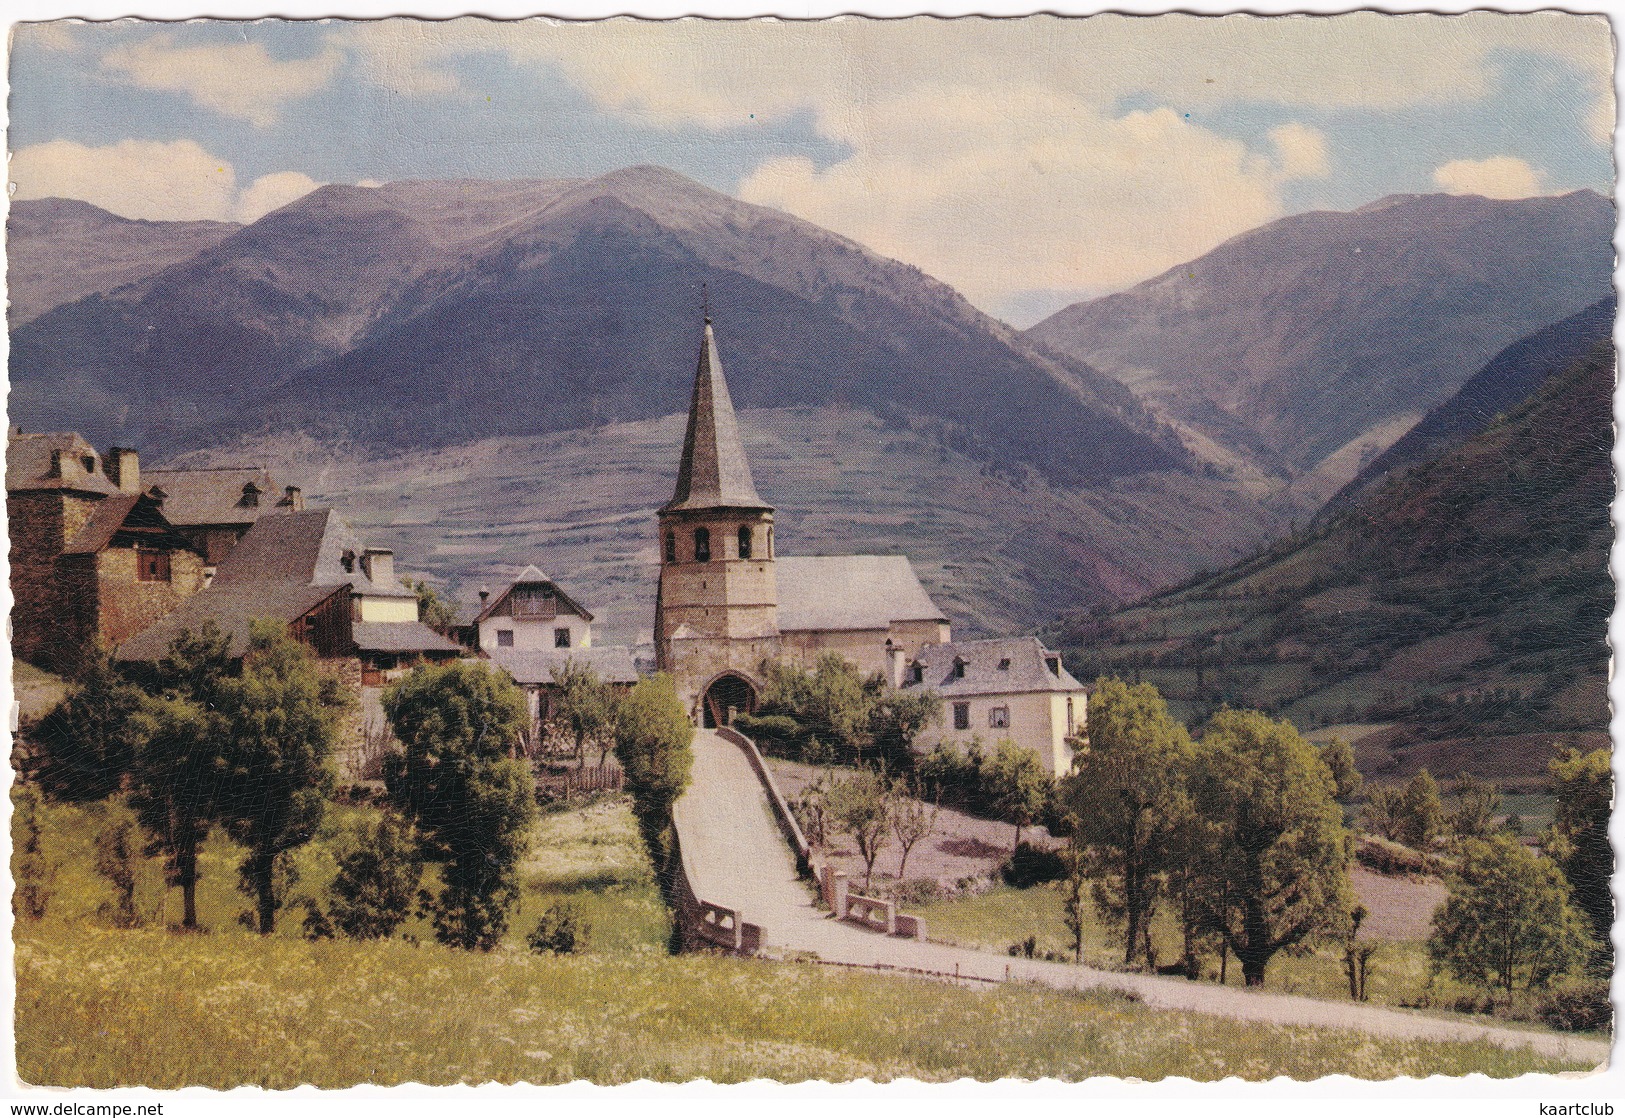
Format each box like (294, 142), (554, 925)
(164, 406), (1286, 643)
(1027, 190), (1614, 499)
(1056, 338), (1614, 782)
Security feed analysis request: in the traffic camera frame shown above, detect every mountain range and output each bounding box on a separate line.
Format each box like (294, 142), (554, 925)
(7, 168), (1613, 650)
(1055, 312), (1614, 782)
(1026, 190), (1614, 502)
(9, 167), (1179, 490)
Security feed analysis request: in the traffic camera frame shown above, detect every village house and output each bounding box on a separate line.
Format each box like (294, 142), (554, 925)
(7, 432), (206, 676)
(118, 506), (460, 678)
(904, 637), (1087, 775)
(140, 464), (305, 571)
(476, 565), (640, 736)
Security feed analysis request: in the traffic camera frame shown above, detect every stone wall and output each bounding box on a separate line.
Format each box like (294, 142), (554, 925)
(95, 546), (207, 654)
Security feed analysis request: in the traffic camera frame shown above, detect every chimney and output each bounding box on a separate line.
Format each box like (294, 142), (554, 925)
(360, 546), (394, 587)
(49, 448), (64, 478)
(106, 447), (140, 494)
(282, 485), (304, 512)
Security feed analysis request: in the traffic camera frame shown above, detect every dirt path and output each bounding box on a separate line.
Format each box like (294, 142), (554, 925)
(673, 730), (1610, 1068)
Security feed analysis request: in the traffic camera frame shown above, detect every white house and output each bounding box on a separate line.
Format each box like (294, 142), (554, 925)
(475, 565), (595, 653)
(905, 637), (1087, 775)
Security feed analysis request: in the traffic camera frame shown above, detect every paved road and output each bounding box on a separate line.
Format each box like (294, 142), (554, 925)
(672, 730), (1611, 1067)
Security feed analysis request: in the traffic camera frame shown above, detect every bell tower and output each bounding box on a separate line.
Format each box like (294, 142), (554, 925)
(655, 316), (780, 723)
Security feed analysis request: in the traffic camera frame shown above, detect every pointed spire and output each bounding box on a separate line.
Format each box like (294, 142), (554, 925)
(663, 318), (769, 512)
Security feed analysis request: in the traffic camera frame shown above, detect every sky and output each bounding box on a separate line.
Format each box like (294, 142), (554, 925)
(6, 9), (1615, 326)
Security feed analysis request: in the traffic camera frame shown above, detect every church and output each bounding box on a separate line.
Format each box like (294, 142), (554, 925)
(653, 317), (1087, 774)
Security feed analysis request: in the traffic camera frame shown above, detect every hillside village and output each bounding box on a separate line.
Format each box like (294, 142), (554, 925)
(9, 316), (1087, 781)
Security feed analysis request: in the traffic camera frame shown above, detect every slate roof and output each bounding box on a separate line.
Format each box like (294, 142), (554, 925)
(142, 466), (291, 527)
(776, 555), (947, 632)
(212, 508), (414, 599)
(353, 621), (463, 654)
(6, 432), (122, 495)
(661, 319), (769, 513)
(486, 646), (641, 686)
(473, 564), (595, 625)
(61, 493), (196, 556)
(907, 637), (1085, 697)
(117, 582), (346, 662)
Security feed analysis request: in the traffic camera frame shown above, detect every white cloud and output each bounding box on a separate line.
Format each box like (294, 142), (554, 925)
(9, 138), (322, 224)
(234, 170), (324, 222)
(100, 32), (340, 126)
(739, 87), (1287, 301)
(1269, 122), (1331, 181)
(1431, 156), (1549, 200)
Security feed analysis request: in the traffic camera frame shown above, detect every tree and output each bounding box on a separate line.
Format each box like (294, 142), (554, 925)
(757, 653), (876, 758)
(1448, 773), (1501, 841)
(889, 777), (939, 881)
(214, 622), (343, 934)
(1545, 747), (1613, 954)
(1341, 904), (1378, 1002)
(1059, 678), (1193, 968)
(384, 660), (535, 950)
(827, 768), (892, 892)
(1319, 737), (1363, 801)
(124, 624), (236, 931)
(325, 811), (423, 939)
(1184, 709), (1353, 987)
(870, 687), (941, 767)
(32, 645), (144, 801)
(613, 674), (695, 866)
(1059, 840), (1089, 964)
(1362, 785), (1405, 841)
(551, 661), (619, 767)
(403, 576), (459, 632)
(1397, 769), (1444, 850)
(984, 741), (1051, 854)
(1428, 833), (1593, 998)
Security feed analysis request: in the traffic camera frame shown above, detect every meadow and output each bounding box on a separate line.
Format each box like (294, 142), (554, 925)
(13, 789), (1595, 1086)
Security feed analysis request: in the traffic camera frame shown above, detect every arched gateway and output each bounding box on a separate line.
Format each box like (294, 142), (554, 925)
(703, 672), (757, 729)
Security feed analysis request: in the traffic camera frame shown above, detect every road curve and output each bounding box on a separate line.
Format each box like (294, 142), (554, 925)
(671, 730), (1611, 1068)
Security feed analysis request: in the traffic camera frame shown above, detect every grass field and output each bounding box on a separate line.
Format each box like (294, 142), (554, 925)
(913, 881), (1597, 1037)
(15, 923), (1589, 1086)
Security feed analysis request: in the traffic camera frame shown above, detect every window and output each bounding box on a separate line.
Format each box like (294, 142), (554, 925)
(1066, 697), (1076, 735)
(136, 548), (171, 582)
(737, 524), (752, 559)
(989, 706), (1010, 729)
(694, 527), (711, 562)
(496, 629), (514, 647)
(998, 657), (1012, 671)
(554, 627), (571, 649)
(767, 527), (774, 557)
(1046, 656), (1061, 677)
(953, 657), (967, 680)
(910, 662), (924, 684)
(952, 702), (970, 731)
(340, 550), (356, 574)
(665, 532), (677, 563)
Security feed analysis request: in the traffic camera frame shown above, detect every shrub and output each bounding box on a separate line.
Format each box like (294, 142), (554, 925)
(1534, 980), (1613, 1033)
(1002, 841), (1066, 888)
(892, 877), (941, 905)
(326, 812), (423, 940)
(528, 902), (590, 954)
(93, 806), (143, 929)
(12, 785), (52, 921)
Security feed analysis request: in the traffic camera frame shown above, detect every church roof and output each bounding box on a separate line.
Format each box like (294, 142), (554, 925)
(661, 319), (770, 514)
(776, 555), (947, 633)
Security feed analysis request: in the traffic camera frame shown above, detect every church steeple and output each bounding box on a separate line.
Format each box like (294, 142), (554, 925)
(662, 318), (769, 513)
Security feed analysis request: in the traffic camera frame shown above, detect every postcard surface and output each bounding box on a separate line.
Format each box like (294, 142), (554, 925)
(5, 8), (1616, 1094)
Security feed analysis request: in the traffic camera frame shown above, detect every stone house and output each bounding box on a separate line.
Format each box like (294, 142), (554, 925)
(141, 463), (305, 571)
(904, 637), (1087, 775)
(7, 432), (206, 676)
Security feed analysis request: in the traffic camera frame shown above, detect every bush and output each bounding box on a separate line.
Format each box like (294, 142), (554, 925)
(527, 902), (590, 955)
(892, 877), (941, 905)
(1534, 980), (1612, 1033)
(1002, 841), (1067, 888)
